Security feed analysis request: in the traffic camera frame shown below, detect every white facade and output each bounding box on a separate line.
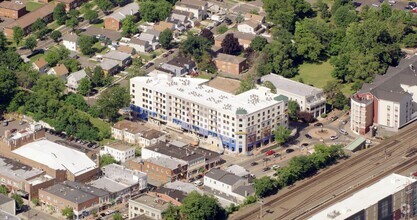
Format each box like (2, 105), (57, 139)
(204, 175), (246, 195)
(111, 127), (139, 144)
(261, 74), (326, 118)
(130, 74), (288, 155)
(237, 23), (257, 34)
(129, 195), (169, 220)
(63, 40), (77, 52)
(100, 144), (135, 163)
(376, 97), (412, 129)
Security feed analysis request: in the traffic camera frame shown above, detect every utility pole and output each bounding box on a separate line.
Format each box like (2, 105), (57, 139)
(259, 200), (263, 219)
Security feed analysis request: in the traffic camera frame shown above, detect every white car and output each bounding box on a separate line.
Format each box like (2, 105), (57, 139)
(272, 164), (281, 170)
(194, 180), (203, 186)
(339, 129), (348, 135)
(330, 135), (338, 140)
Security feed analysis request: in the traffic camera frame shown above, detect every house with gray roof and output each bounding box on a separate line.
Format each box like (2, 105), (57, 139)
(204, 168), (254, 204)
(100, 59), (120, 76)
(66, 69), (88, 91)
(103, 50), (132, 68)
(261, 73), (326, 118)
(161, 56), (196, 76)
(104, 2), (139, 31)
(350, 55), (417, 135)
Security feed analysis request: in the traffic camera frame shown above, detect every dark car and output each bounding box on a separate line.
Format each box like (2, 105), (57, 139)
(10, 128), (17, 133)
(196, 174), (203, 179)
(409, 1), (417, 7)
(406, 5), (414, 9)
(301, 143), (309, 147)
(273, 153), (281, 158)
(286, 148), (295, 153)
(263, 157), (270, 162)
(331, 116), (339, 121)
(250, 162), (258, 166)
(224, 17), (232, 25)
(262, 167), (270, 172)
(305, 134), (312, 139)
(314, 122), (323, 127)
(144, 62), (154, 69)
(188, 178), (195, 183)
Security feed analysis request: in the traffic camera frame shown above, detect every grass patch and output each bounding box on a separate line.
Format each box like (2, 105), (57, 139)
(29, 53), (45, 62)
(198, 73), (213, 79)
(291, 60), (353, 95)
(47, 21), (60, 30)
(26, 2), (44, 11)
(77, 110), (111, 140)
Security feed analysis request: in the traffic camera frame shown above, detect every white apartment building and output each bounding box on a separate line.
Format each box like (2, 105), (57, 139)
(100, 141), (135, 163)
(130, 73), (288, 155)
(261, 73), (326, 118)
(174, 0), (207, 20)
(111, 120), (150, 145)
(129, 194), (170, 220)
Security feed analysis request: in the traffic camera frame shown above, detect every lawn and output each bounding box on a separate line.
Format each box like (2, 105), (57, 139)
(26, 2), (44, 11)
(77, 110), (112, 139)
(47, 21), (60, 30)
(291, 61), (355, 95)
(29, 53), (44, 62)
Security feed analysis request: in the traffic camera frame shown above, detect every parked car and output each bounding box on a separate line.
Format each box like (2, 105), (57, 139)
(251, 162), (258, 166)
(273, 153), (281, 158)
(305, 134), (312, 139)
(285, 148), (294, 153)
(330, 135), (338, 140)
(331, 116), (338, 121)
(409, 1), (417, 7)
(272, 164), (280, 170)
(342, 120), (347, 125)
(262, 167), (270, 172)
(314, 122), (323, 127)
(194, 180), (203, 186)
(144, 62), (154, 69)
(19, 121), (25, 125)
(339, 129), (348, 135)
(265, 150), (275, 156)
(405, 5), (414, 9)
(301, 143), (309, 147)
(10, 128), (17, 133)
(263, 157), (270, 162)
(2, 121), (8, 126)
(388, 0), (396, 4)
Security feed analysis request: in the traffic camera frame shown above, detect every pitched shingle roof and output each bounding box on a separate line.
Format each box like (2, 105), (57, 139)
(205, 168), (242, 185)
(214, 53), (246, 64)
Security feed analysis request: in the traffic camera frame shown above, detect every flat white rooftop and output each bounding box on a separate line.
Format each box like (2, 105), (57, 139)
(261, 73), (323, 97)
(131, 74), (282, 115)
(310, 173), (416, 220)
(13, 140), (97, 176)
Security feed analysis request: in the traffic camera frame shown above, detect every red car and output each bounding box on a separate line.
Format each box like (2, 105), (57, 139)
(265, 150), (275, 156)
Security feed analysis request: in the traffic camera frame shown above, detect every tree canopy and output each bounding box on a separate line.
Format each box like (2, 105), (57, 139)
(78, 35), (98, 55)
(180, 35), (211, 62)
(160, 29), (173, 49)
(140, 0), (172, 22)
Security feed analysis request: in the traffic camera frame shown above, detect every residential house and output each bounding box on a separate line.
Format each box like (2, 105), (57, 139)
(130, 157), (187, 184)
(100, 59), (120, 76)
(47, 64), (69, 80)
(118, 45), (136, 55)
(90, 164), (147, 203)
(214, 31), (256, 49)
(4, 3), (54, 38)
(214, 53), (247, 75)
(161, 56), (196, 76)
(244, 13), (265, 24)
(237, 21), (261, 34)
(62, 33), (78, 52)
(55, 0), (85, 11)
(204, 168), (255, 204)
(0, 195), (16, 216)
(148, 187), (187, 206)
(174, 0), (207, 20)
(66, 69), (88, 91)
(100, 141), (135, 163)
(39, 181), (110, 219)
(165, 181), (203, 195)
(138, 30), (160, 50)
(129, 194), (170, 220)
(225, 164), (249, 177)
(129, 38), (152, 53)
(153, 21), (175, 32)
(103, 50), (132, 68)
(168, 10), (194, 30)
(138, 129), (166, 147)
(0, 1), (27, 19)
(261, 73), (326, 118)
(111, 120), (151, 145)
(32, 58), (48, 74)
(104, 2), (139, 31)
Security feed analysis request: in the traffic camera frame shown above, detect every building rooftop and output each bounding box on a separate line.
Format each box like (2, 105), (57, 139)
(130, 37), (149, 46)
(310, 173), (416, 220)
(100, 164), (147, 187)
(165, 181), (203, 194)
(51, 64), (69, 76)
(205, 168), (242, 185)
(43, 181), (108, 204)
(118, 45), (135, 54)
(105, 141), (135, 151)
(146, 141), (205, 163)
(154, 187), (187, 202)
(107, 2), (139, 21)
(0, 155), (44, 182)
(112, 120), (150, 134)
(244, 13), (265, 23)
(177, 0), (207, 7)
(239, 20), (260, 29)
(33, 58), (48, 68)
(130, 194), (170, 211)
(12, 140), (97, 176)
(214, 53), (246, 64)
(166, 56), (195, 67)
(0, 194), (14, 206)
(103, 50), (131, 61)
(145, 157), (187, 170)
(67, 69), (87, 83)
(0, 1), (25, 11)
(142, 129), (165, 140)
(144, 29), (160, 37)
(226, 164), (249, 177)
(233, 185), (255, 197)
(261, 73), (324, 97)
(0, 210), (19, 220)
(100, 59), (119, 70)
(131, 74), (282, 115)
(153, 21), (174, 32)
(62, 33), (78, 42)
(6, 3), (54, 29)
(215, 30), (256, 42)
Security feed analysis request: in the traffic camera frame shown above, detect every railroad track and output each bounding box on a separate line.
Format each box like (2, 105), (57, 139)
(231, 122), (417, 220)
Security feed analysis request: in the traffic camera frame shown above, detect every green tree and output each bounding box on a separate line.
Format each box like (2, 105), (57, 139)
(31, 18), (46, 32)
(54, 3), (67, 25)
(259, 40), (298, 77)
(221, 33), (240, 55)
(140, 0), (172, 22)
(162, 204), (181, 220)
(159, 29), (173, 49)
(243, 195), (257, 205)
(51, 30), (62, 42)
(200, 28), (214, 44)
(24, 36), (37, 52)
(0, 67), (17, 107)
(263, 0), (312, 32)
(11, 194), (23, 210)
(78, 35), (98, 55)
(66, 16), (79, 31)
(61, 207), (74, 219)
(288, 100), (300, 121)
(198, 51), (216, 74)
(32, 198), (40, 206)
(135, 147), (141, 157)
(12, 26), (24, 46)
(16, 65), (39, 89)
(262, 81), (276, 93)
(121, 15), (139, 37)
(315, 0), (331, 19)
(45, 46), (70, 66)
(254, 176), (277, 198)
(402, 33), (417, 48)
(94, 0), (113, 13)
(100, 154), (117, 166)
(91, 66), (105, 87)
(333, 5), (358, 28)
(250, 36), (268, 51)
(60, 58), (80, 72)
(294, 19), (331, 61)
(77, 78), (92, 96)
(113, 212), (123, 220)
(84, 9), (99, 24)
(94, 86), (130, 121)
(64, 93), (88, 111)
(235, 12), (244, 24)
(181, 192), (225, 220)
(273, 125), (291, 144)
(0, 32), (7, 51)
(332, 92), (347, 110)
(180, 35), (211, 62)
(237, 74), (255, 94)
(216, 25), (228, 34)
(0, 185), (8, 195)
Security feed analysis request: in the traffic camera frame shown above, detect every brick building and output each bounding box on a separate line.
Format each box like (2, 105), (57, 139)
(104, 2), (139, 30)
(129, 157), (187, 184)
(55, 0), (85, 11)
(0, 1), (27, 19)
(214, 53), (247, 75)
